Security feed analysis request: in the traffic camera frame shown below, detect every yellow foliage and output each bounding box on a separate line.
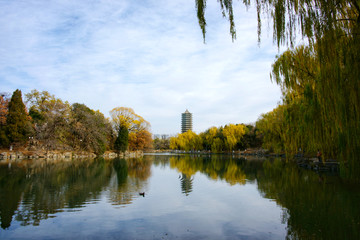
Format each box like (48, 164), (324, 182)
(110, 107), (150, 132)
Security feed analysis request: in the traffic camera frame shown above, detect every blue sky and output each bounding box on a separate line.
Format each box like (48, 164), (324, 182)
(0, 0), (283, 134)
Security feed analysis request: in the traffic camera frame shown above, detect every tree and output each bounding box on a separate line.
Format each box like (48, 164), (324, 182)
(110, 107), (151, 151)
(195, 0), (360, 180)
(195, 0), (360, 46)
(69, 103), (112, 155)
(0, 94), (10, 147)
(128, 129), (153, 151)
(25, 89), (71, 150)
(110, 107), (150, 132)
(6, 89), (32, 145)
(170, 131), (203, 151)
(241, 124), (262, 149)
(200, 127), (220, 151)
(114, 126), (128, 153)
(256, 106), (286, 153)
(153, 137), (170, 150)
(222, 124), (246, 151)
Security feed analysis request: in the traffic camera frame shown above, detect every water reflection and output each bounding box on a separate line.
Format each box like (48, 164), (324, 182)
(0, 154), (359, 240)
(109, 157), (152, 206)
(149, 154), (360, 239)
(179, 173), (193, 196)
(259, 158), (360, 240)
(0, 157), (152, 229)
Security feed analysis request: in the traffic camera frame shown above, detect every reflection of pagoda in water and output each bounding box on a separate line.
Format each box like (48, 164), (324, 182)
(180, 173), (193, 196)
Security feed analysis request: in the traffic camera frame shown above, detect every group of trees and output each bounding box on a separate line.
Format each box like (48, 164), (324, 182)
(196, 0), (360, 179)
(170, 124), (262, 152)
(0, 89), (152, 154)
(153, 136), (170, 150)
(110, 107), (152, 152)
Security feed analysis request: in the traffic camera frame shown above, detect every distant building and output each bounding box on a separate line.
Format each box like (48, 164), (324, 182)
(181, 109), (193, 133)
(153, 134), (170, 140)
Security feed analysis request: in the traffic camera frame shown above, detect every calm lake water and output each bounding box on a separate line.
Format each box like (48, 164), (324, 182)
(0, 154), (359, 240)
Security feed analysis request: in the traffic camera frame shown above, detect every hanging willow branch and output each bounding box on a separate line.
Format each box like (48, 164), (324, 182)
(196, 0), (237, 42)
(195, 0), (360, 46)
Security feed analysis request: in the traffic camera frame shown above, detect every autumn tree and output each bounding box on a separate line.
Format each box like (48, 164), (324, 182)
(25, 89), (71, 150)
(256, 106), (286, 153)
(222, 124), (246, 151)
(6, 89), (33, 145)
(110, 107), (150, 132)
(69, 103), (113, 155)
(195, 0), (360, 46)
(128, 129), (153, 151)
(200, 127), (221, 152)
(241, 124), (262, 149)
(195, 0), (360, 180)
(110, 107), (152, 151)
(153, 136), (170, 150)
(170, 130), (203, 151)
(0, 93), (10, 147)
(197, 125), (247, 152)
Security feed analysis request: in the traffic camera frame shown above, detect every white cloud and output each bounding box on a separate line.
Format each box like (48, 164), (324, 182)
(0, 0), (282, 134)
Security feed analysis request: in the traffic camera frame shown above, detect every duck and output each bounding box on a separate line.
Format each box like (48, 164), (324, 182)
(139, 192), (145, 197)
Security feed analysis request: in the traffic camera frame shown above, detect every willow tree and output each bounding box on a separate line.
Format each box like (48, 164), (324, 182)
(196, 0), (360, 180)
(169, 130), (203, 151)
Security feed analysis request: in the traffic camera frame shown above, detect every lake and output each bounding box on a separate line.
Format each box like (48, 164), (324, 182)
(0, 154), (359, 240)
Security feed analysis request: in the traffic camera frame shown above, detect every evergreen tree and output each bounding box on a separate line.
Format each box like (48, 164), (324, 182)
(6, 89), (31, 144)
(114, 126), (128, 153)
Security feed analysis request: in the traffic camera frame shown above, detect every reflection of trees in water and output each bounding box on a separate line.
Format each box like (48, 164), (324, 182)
(168, 154), (360, 239)
(109, 157), (152, 206)
(11, 158), (112, 227)
(180, 173), (193, 196)
(169, 155), (250, 186)
(148, 154), (170, 168)
(0, 164), (26, 229)
(127, 157), (152, 180)
(0, 157), (152, 229)
(258, 159), (360, 240)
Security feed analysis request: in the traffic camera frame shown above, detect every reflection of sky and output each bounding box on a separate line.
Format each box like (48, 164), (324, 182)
(2, 162), (286, 240)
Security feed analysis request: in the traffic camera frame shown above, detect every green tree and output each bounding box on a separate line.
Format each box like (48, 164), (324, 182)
(114, 126), (128, 153)
(6, 89), (32, 145)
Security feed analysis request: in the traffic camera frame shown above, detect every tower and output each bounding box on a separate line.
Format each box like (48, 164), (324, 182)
(181, 109), (192, 133)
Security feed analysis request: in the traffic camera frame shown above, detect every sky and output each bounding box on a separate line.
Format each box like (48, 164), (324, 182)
(0, 0), (283, 135)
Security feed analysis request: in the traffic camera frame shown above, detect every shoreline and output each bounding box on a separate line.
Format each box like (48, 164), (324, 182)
(0, 150), (143, 162)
